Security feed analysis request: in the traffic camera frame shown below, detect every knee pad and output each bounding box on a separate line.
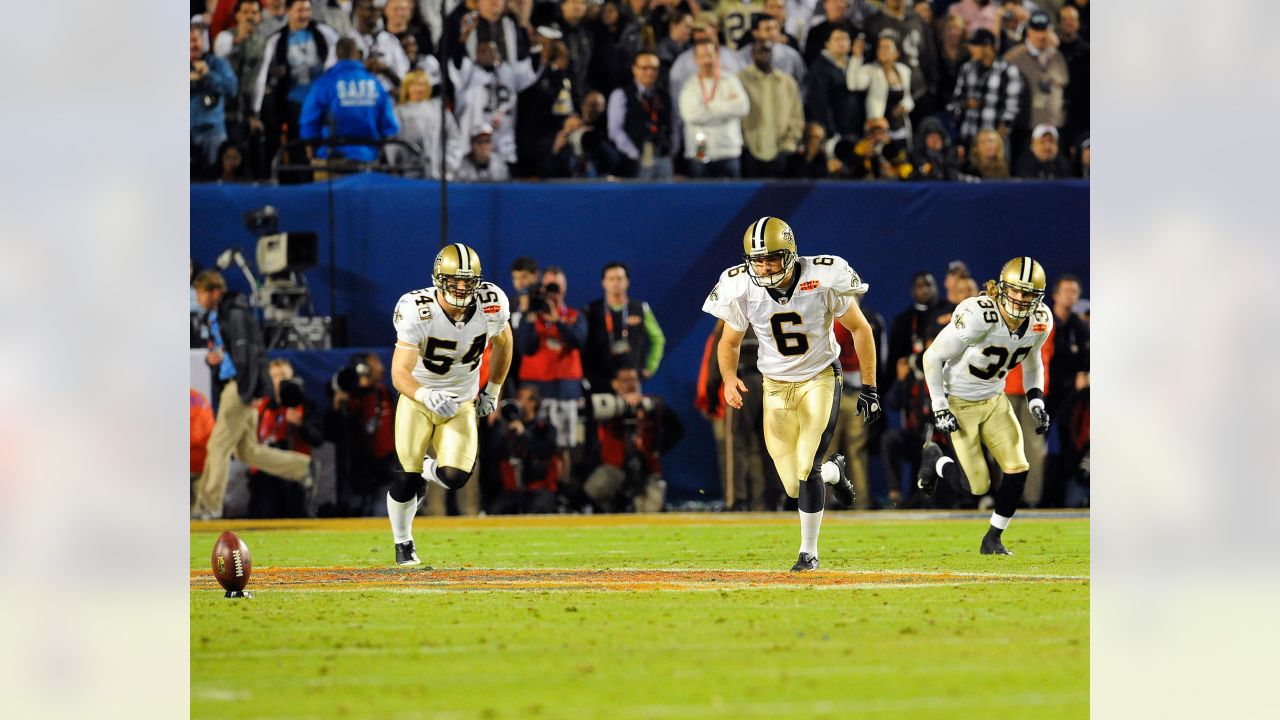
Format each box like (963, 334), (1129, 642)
(438, 466), (472, 491)
(390, 472), (426, 503)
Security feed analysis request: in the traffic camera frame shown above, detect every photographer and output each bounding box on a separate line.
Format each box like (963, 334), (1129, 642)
(583, 368), (683, 513)
(191, 20), (239, 177)
(324, 352), (398, 516)
(489, 385), (561, 515)
(248, 359), (324, 517)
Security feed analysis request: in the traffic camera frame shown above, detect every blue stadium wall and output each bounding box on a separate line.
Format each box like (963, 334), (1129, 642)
(191, 176), (1089, 502)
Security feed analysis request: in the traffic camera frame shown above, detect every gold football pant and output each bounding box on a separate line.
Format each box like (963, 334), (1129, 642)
(193, 380), (311, 515)
(762, 367), (840, 499)
(394, 394), (478, 473)
(947, 393), (1029, 495)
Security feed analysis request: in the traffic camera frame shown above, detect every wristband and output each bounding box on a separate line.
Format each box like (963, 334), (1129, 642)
(483, 382), (502, 397)
(414, 387), (431, 405)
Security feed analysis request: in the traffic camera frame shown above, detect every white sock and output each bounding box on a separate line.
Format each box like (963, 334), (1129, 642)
(990, 512), (1011, 530)
(799, 509), (823, 556)
(387, 492), (419, 544)
(421, 457), (448, 489)
(820, 461), (840, 485)
(937, 456), (953, 476)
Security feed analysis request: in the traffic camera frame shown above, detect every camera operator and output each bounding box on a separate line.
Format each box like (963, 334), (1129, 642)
(489, 385), (561, 515)
(324, 352), (398, 516)
(248, 358), (324, 517)
(191, 19), (239, 177)
(583, 368), (683, 513)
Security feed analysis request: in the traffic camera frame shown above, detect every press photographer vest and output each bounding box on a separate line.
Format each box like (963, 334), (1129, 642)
(518, 313), (584, 382)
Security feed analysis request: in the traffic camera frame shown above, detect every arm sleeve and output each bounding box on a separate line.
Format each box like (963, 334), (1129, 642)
(514, 318), (540, 356)
(558, 313), (588, 349)
(1001, 64), (1022, 125)
(484, 286), (512, 339)
(642, 302), (665, 375)
(377, 87), (401, 138)
(214, 31), (234, 58)
(210, 57), (238, 97)
(922, 322), (969, 411)
(1022, 313), (1053, 394)
(825, 259), (870, 317)
(710, 76), (750, 119)
(845, 56), (870, 92)
(298, 83), (324, 140)
(393, 297), (426, 346)
(701, 275), (750, 332)
(607, 90), (641, 160)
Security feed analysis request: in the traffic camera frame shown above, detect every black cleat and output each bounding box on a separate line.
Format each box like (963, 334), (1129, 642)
(827, 453), (855, 508)
(980, 528), (1013, 555)
(790, 552), (819, 572)
(917, 442), (943, 498)
(395, 540), (422, 566)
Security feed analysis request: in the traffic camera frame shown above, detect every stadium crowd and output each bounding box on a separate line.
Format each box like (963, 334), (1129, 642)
(191, 253), (1088, 518)
(190, 0), (1089, 182)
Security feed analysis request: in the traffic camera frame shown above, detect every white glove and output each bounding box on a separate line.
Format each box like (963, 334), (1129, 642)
(476, 383), (501, 418)
(415, 387), (460, 418)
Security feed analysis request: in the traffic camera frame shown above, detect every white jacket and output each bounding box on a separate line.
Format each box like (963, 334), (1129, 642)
(846, 57), (914, 135)
(678, 72), (751, 161)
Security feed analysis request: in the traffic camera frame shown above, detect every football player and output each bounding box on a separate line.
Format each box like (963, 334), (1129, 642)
(703, 216), (882, 571)
(917, 257), (1054, 555)
(387, 243), (513, 565)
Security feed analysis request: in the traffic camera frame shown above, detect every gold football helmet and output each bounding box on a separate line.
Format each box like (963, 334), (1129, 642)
(742, 216), (797, 288)
(995, 256), (1047, 319)
(433, 243), (483, 309)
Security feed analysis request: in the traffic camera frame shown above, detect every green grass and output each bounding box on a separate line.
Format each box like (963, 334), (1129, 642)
(191, 514), (1088, 719)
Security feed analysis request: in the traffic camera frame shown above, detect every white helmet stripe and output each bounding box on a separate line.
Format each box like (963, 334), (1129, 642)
(1020, 256), (1032, 283)
(455, 243), (470, 274)
(751, 217), (770, 251)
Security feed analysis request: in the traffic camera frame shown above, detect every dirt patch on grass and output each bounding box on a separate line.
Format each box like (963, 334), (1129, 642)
(190, 567), (1083, 592)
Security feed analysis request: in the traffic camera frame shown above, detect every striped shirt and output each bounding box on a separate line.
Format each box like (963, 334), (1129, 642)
(948, 58), (1023, 145)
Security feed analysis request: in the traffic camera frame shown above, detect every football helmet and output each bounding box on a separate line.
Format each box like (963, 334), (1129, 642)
(741, 216), (797, 288)
(995, 256), (1046, 319)
(433, 243), (483, 309)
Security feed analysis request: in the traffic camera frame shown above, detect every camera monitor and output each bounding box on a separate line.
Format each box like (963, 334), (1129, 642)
(256, 232), (319, 275)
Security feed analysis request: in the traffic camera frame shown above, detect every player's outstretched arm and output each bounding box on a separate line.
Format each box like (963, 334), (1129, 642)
(717, 323), (749, 410)
(921, 323), (967, 412)
(838, 300), (882, 423)
(486, 323), (515, 388)
(391, 343), (423, 399)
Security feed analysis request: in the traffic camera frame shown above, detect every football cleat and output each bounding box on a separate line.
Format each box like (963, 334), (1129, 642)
(826, 453), (855, 509)
(395, 540), (422, 566)
(917, 442), (943, 498)
(980, 528), (1012, 556)
(790, 552), (819, 572)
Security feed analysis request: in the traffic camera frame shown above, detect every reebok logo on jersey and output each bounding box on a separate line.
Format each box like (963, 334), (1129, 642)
(799, 280), (820, 292)
(1032, 323), (1048, 333)
(483, 305), (502, 314)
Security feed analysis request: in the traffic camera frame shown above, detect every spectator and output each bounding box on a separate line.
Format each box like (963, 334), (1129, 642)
(995, 0), (1029, 55)
(607, 50), (676, 179)
(963, 127), (1009, 179)
(847, 33), (915, 148)
(455, 124), (511, 180)
(679, 39), (751, 179)
(555, 90), (622, 177)
(190, 388), (216, 485)
(1014, 123), (1071, 179)
(933, 13), (971, 128)
(738, 40), (805, 179)
(191, 270), (312, 520)
(831, 310), (886, 509)
(1056, 4), (1089, 150)
(793, 121), (834, 178)
(556, 0), (597, 105)
(1046, 274), (1089, 421)
(213, 0), (268, 146)
(352, 0), (412, 93)
(515, 30), (577, 178)
(299, 37), (401, 166)
(1003, 10), (1068, 164)
(191, 20), (239, 177)
(880, 322), (939, 508)
(735, 15), (806, 86)
(583, 368), (682, 513)
(384, 0), (431, 55)
(583, 261), (666, 392)
(907, 116), (964, 180)
(863, 0), (938, 121)
(261, 0), (290, 36)
(654, 7), (692, 90)
(761, 0), (801, 51)
(312, 0), (356, 38)
(450, 28), (540, 168)
(803, 26), (861, 140)
(803, 0), (856, 70)
(886, 270), (944, 374)
(948, 0), (999, 36)
(591, 0), (650, 98)
(947, 27), (1021, 151)
(253, 0), (340, 182)
(419, 0), (466, 52)
(391, 70), (464, 178)
(516, 266), (588, 479)
(396, 31), (443, 91)
(667, 17), (744, 123)
(248, 359), (325, 518)
(837, 116), (912, 180)
(325, 353), (399, 516)
(210, 139), (252, 181)
(490, 385), (562, 514)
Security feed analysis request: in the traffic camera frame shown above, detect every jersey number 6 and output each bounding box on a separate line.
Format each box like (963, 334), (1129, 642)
(770, 312), (809, 357)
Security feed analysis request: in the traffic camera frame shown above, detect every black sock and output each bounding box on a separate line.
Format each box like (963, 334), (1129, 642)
(935, 441), (972, 495)
(797, 474), (825, 513)
(994, 470), (1028, 519)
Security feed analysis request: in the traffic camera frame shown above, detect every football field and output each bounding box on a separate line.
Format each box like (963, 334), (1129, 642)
(190, 512), (1089, 719)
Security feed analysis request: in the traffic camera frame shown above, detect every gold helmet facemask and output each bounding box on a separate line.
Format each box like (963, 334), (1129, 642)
(742, 216), (797, 288)
(433, 243), (483, 309)
(995, 256), (1047, 319)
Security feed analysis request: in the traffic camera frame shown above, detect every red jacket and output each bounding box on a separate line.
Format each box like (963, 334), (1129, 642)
(190, 389), (215, 474)
(518, 311), (584, 382)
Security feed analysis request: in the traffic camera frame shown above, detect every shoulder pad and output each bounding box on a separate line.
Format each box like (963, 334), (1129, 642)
(950, 296), (999, 343)
(711, 264), (751, 296)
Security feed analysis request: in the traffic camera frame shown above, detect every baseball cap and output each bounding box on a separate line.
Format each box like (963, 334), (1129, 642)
(1032, 123), (1059, 140)
(471, 124), (494, 140)
(968, 28), (996, 47)
(536, 25), (563, 40)
(1028, 11), (1051, 31)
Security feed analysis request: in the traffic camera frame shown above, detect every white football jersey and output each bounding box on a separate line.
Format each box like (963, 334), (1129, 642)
(393, 282), (511, 399)
(940, 295), (1054, 401)
(702, 255), (869, 382)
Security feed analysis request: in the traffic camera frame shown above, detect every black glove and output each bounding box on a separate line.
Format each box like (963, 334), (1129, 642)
(856, 385), (882, 425)
(1029, 401), (1051, 435)
(934, 408), (959, 434)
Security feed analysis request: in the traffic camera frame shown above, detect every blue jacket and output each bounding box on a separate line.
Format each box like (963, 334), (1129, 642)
(190, 53), (238, 131)
(299, 60), (400, 162)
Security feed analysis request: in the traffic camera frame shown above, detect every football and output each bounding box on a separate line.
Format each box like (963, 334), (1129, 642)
(211, 531), (252, 593)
